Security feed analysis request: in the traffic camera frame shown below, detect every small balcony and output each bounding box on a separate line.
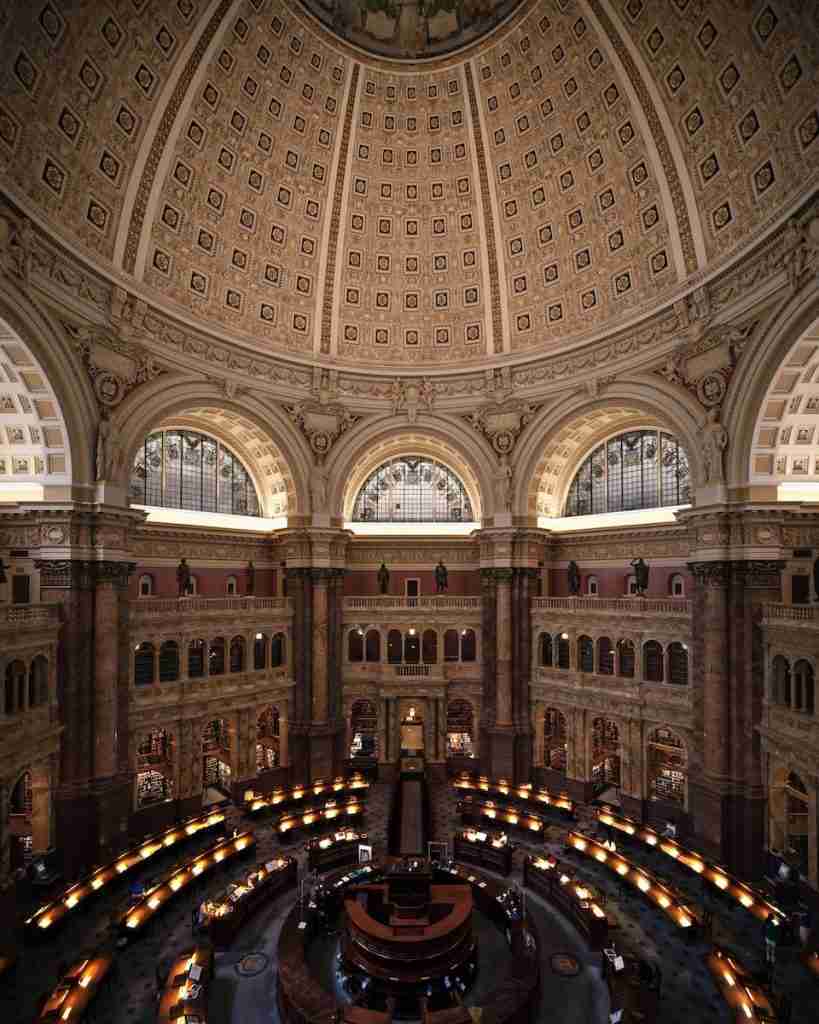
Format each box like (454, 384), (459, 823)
(761, 603), (819, 627)
(0, 603), (61, 629)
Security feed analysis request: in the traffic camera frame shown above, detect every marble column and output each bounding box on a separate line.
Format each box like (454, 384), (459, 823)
(94, 576), (120, 779)
(495, 571), (513, 727)
(688, 559), (782, 879)
(30, 760), (51, 853)
(311, 573), (329, 723)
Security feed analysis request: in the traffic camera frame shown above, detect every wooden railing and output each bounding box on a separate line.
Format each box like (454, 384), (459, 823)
(131, 596), (291, 616)
(0, 603), (61, 628)
(344, 595), (481, 611)
(531, 596), (691, 616)
(394, 664), (431, 676)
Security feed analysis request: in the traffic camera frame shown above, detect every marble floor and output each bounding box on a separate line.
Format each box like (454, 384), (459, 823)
(3, 778), (817, 1023)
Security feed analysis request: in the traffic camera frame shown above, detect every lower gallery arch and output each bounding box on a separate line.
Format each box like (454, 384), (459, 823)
(135, 728), (175, 809)
(543, 707), (568, 775)
(349, 698), (378, 761)
(446, 699), (475, 759)
(257, 706), (280, 773)
(202, 718), (232, 801)
(646, 727), (688, 811)
(768, 763), (814, 882)
(591, 717), (620, 792)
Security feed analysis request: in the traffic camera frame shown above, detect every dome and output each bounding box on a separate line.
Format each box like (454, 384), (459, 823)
(0, 0), (817, 372)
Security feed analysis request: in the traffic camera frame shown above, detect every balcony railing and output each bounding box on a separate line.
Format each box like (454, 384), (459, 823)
(761, 603), (817, 624)
(531, 597), (691, 617)
(131, 596), (291, 617)
(394, 664), (431, 676)
(0, 603), (61, 628)
(344, 596), (481, 611)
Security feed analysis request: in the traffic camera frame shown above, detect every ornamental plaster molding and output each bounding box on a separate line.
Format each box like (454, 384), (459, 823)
(63, 318), (166, 410)
(0, 188), (812, 401)
(283, 400), (360, 459)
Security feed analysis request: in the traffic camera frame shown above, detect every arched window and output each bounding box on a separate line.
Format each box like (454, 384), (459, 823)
(226, 575), (238, 596)
(209, 637), (225, 675)
(772, 655), (791, 706)
(138, 574), (154, 597)
(446, 700), (474, 758)
(229, 635), (245, 673)
(565, 429), (690, 516)
(350, 699), (378, 759)
(365, 629), (381, 662)
(28, 655), (49, 706)
(598, 637), (614, 675)
(271, 632), (286, 667)
(643, 641), (664, 683)
(351, 456), (474, 523)
(618, 639), (635, 678)
(544, 708), (567, 774)
(461, 629), (476, 662)
(136, 729), (174, 807)
(578, 635), (594, 672)
(557, 632), (570, 670)
(188, 638), (206, 678)
(669, 573), (685, 597)
(134, 643), (154, 686)
(587, 575), (599, 596)
(647, 727), (687, 807)
(667, 642), (688, 686)
(254, 633), (268, 670)
(444, 629), (459, 662)
(405, 630), (420, 664)
(349, 628), (364, 662)
(387, 629), (402, 664)
(130, 430), (260, 516)
(793, 660), (815, 714)
(159, 640), (179, 683)
(422, 629), (438, 664)
(539, 633), (553, 667)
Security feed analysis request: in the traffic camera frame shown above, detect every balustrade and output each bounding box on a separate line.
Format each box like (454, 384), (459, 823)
(343, 595), (481, 611)
(532, 596), (690, 617)
(130, 596), (291, 619)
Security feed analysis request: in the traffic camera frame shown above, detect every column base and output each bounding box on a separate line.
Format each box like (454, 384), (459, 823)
(288, 721), (344, 783)
(55, 774), (131, 879)
(485, 727), (516, 780)
(689, 776), (766, 880)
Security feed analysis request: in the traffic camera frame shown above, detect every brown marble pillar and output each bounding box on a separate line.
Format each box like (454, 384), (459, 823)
(312, 573), (329, 724)
(495, 571), (513, 726)
(688, 559), (782, 880)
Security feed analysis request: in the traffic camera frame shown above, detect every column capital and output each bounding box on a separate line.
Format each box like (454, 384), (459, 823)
(34, 559), (136, 590)
(687, 559), (785, 589)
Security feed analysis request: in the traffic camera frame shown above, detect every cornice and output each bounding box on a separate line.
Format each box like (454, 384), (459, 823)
(1, 186), (816, 398)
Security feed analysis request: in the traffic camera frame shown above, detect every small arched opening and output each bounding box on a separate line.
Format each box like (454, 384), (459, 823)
(544, 707), (568, 775)
(647, 727), (687, 808)
(202, 718), (231, 800)
(136, 729), (175, 808)
(446, 699), (475, 759)
(256, 706), (280, 773)
(349, 699), (378, 761)
(591, 717), (620, 791)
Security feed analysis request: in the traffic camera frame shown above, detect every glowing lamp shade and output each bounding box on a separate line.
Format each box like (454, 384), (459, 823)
(713, 875), (729, 890)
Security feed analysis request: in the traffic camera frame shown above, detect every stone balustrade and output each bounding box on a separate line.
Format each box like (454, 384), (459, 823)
(130, 596), (292, 621)
(761, 603), (818, 626)
(0, 603), (61, 629)
(343, 595), (482, 611)
(531, 596), (691, 617)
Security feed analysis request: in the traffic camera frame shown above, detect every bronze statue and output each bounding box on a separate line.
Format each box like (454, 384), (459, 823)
(177, 557), (192, 597)
(630, 557), (649, 596)
(377, 561), (390, 595)
(567, 560), (581, 597)
(247, 560), (255, 596)
(434, 559), (449, 593)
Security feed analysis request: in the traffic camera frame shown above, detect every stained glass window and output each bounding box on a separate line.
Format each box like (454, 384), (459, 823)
(564, 429), (689, 516)
(352, 456), (473, 522)
(130, 430), (260, 516)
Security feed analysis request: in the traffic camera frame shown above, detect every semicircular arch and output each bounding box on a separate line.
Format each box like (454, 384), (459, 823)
(327, 415), (494, 523)
(515, 378), (705, 518)
(110, 377), (311, 517)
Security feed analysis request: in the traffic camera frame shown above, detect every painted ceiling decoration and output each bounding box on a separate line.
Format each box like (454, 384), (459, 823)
(0, 0), (816, 372)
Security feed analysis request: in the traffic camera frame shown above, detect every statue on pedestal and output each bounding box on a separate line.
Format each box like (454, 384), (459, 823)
(95, 408), (112, 481)
(177, 557), (192, 597)
(567, 560), (581, 596)
(377, 561), (390, 594)
(434, 559), (449, 593)
(630, 557), (649, 596)
(702, 407), (729, 484)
